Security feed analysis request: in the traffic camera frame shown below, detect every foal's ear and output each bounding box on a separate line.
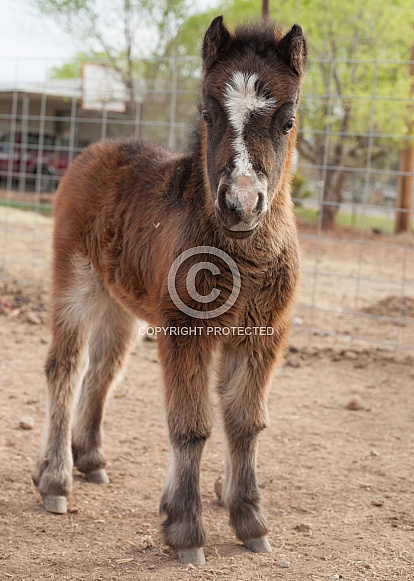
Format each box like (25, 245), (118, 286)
(277, 24), (307, 76)
(202, 16), (232, 71)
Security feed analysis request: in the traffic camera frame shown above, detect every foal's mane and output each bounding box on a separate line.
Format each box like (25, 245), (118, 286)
(232, 19), (284, 52)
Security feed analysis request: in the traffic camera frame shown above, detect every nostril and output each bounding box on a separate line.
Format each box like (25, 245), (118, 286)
(218, 183), (228, 198)
(252, 191), (266, 216)
(220, 185), (243, 214)
(226, 194), (243, 213)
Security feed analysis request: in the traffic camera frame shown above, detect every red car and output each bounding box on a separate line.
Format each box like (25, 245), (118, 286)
(0, 131), (73, 192)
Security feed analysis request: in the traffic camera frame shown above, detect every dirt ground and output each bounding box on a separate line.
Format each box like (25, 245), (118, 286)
(1, 206), (414, 580)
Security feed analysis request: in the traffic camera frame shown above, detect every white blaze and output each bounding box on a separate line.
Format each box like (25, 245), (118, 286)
(224, 71), (275, 177)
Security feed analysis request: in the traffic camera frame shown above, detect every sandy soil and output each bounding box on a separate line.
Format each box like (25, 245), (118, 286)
(1, 315), (414, 580)
(1, 206), (414, 580)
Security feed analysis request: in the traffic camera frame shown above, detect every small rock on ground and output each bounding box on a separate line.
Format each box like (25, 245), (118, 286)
(345, 395), (364, 411)
(26, 312), (42, 325)
(278, 561), (290, 568)
(295, 523), (312, 534)
(19, 416), (34, 430)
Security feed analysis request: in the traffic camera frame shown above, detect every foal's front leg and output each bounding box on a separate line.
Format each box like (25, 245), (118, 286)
(157, 333), (213, 565)
(217, 336), (283, 553)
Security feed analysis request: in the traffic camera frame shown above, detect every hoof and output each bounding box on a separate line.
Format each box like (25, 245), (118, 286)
(86, 468), (109, 484)
(178, 548), (206, 566)
(244, 535), (272, 553)
(44, 495), (67, 514)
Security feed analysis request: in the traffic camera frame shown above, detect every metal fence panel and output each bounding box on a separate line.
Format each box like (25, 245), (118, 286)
(0, 57), (413, 352)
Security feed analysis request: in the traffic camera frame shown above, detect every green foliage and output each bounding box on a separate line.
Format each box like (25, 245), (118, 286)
(294, 205), (407, 234)
(292, 174), (313, 205)
(285, 0), (413, 140)
(167, 0), (254, 56)
(33, 0), (414, 230)
(173, 0), (413, 214)
(49, 51), (107, 79)
(169, 3), (413, 157)
(174, 0), (412, 128)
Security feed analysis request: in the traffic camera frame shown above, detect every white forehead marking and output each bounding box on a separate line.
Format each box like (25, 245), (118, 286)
(224, 71), (276, 176)
(225, 71), (274, 132)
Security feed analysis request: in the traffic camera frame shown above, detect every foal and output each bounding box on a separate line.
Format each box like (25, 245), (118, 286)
(33, 16), (306, 565)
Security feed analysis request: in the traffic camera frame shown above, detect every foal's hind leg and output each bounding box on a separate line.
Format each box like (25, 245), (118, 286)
(72, 297), (136, 482)
(33, 257), (98, 513)
(157, 333), (213, 566)
(217, 338), (283, 553)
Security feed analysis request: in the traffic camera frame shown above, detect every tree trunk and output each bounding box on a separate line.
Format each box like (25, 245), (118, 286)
(320, 203), (338, 230)
(320, 169), (346, 230)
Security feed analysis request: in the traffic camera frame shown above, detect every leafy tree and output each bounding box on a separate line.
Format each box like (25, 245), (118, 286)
(49, 51), (108, 79)
(172, 0), (413, 229)
(31, 0), (194, 103)
(35, 0), (413, 228)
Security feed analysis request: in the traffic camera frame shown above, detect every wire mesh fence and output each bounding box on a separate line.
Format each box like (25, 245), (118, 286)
(0, 57), (413, 352)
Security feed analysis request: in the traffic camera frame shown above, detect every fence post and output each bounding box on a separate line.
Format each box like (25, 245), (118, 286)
(395, 145), (414, 234)
(19, 94), (29, 192)
(168, 58), (178, 151)
(395, 36), (414, 234)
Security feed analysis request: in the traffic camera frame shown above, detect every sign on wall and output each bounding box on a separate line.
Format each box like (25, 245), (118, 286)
(81, 63), (128, 112)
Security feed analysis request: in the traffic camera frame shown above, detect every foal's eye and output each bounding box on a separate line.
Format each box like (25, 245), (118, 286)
(202, 109), (213, 127)
(282, 118), (295, 134)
